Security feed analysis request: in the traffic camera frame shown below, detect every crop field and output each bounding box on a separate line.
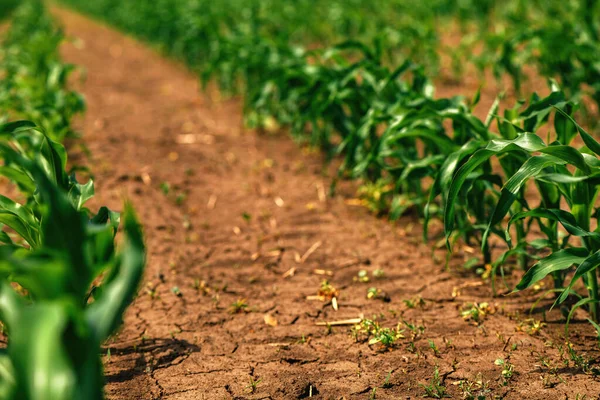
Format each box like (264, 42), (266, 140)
(1, 0), (600, 398)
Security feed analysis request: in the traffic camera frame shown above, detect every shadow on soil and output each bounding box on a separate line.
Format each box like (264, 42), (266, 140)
(104, 338), (200, 383)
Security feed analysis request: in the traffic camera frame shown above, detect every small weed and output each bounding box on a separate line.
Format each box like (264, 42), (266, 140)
(564, 342), (595, 373)
(229, 298), (249, 314)
(403, 295), (425, 309)
(246, 377), (262, 393)
(381, 370), (393, 388)
(296, 334), (310, 344)
(420, 366), (448, 398)
(145, 282), (159, 299)
(318, 280), (339, 300)
(369, 387), (377, 399)
(351, 319), (404, 348)
(192, 279), (211, 295)
(494, 358), (516, 384)
(160, 182), (170, 195)
(429, 339), (440, 357)
(355, 270), (370, 283)
(403, 320), (426, 340)
(453, 374), (490, 400)
(242, 212), (252, 222)
(175, 193), (186, 205)
(443, 337), (454, 350)
(367, 287), (390, 302)
(373, 268), (385, 279)
(516, 318), (546, 335)
(460, 302), (494, 325)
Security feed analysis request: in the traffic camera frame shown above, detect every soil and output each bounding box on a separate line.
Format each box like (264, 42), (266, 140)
(51, 6), (600, 399)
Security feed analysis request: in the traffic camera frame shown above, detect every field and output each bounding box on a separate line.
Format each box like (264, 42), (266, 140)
(1, 0), (600, 399)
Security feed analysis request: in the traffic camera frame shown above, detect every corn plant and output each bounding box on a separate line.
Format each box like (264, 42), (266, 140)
(442, 93), (600, 322)
(0, 154), (145, 398)
(0, 121), (116, 250)
(510, 113), (600, 323)
(438, 91), (575, 269)
(0, 2), (147, 398)
(0, 0), (85, 141)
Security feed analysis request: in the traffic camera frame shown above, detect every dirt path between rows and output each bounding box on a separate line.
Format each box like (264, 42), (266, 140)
(52, 7), (600, 400)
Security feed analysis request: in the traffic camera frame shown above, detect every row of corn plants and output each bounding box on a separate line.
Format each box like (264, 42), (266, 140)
(460, 0), (600, 119)
(58, 0), (600, 112)
(0, 1), (145, 398)
(57, 1), (600, 334)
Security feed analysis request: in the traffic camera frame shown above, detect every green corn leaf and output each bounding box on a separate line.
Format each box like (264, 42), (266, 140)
(0, 230), (13, 246)
(85, 204), (145, 343)
(0, 282), (103, 400)
(565, 297), (599, 336)
(484, 95), (501, 128)
(68, 179), (95, 211)
(483, 148), (591, 246)
(36, 132), (70, 188)
(0, 166), (36, 194)
(0, 195), (40, 248)
(514, 247), (588, 292)
(558, 250), (600, 304)
(519, 91), (564, 132)
(535, 173), (588, 184)
(0, 120), (36, 135)
(554, 102), (578, 145)
(0, 248), (70, 300)
(554, 107), (600, 156)
(444, 133), (546, 247)
(587, 319), (600, 345)
(0, 352), (16, 399)
(506, 208), (600, 246)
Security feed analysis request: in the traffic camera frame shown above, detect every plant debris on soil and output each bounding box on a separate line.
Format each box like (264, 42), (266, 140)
(54, 7), (600, 399)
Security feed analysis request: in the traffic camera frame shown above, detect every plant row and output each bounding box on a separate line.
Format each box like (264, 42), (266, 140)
(56, 2), (600, 332)
(457, 0), (600, 117)
(0, 1), (145, 399)
(57, 0), (600, 115)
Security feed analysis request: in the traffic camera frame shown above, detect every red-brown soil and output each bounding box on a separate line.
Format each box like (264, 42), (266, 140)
(52, 7), (600, 399)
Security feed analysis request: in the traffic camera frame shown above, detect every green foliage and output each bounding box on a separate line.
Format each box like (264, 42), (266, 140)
(0, 2), (146, 398)
(420, 366), (448, 398)
(0, 0), (85, 141)
(0, 0), (18, 20)
(57, 0), (600, 113)
(0, 122), (111, 250)
(0, 183), (145, 399)
(56, 0), (600, 340)
(351, 319), (404, 348)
